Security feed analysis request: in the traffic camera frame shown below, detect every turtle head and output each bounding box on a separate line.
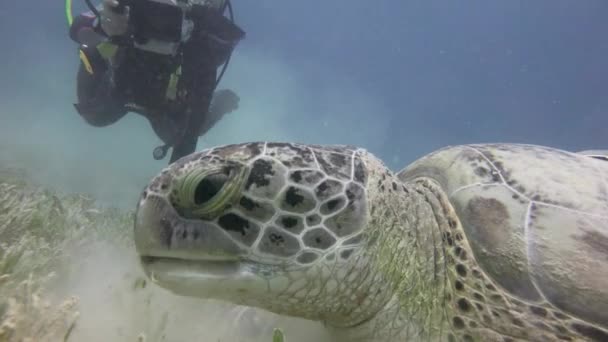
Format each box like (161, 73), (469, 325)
(135, 142), (381, 325)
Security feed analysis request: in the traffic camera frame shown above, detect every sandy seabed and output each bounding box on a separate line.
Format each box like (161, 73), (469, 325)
(0, 167), (332, 342)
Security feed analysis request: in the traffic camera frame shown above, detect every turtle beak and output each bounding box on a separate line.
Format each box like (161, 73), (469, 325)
(133, 192), (265, 299)
(133, 193), (245, 263)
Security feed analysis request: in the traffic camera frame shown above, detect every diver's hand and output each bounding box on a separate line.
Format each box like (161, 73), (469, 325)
(100, 0), (129, 37)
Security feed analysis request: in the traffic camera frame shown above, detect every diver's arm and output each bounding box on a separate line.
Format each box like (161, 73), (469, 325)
(69, 11), (98, 44)
(72, 0), (132, 124)
(74, 58), (127, 127)
(72, 23), (126, 123)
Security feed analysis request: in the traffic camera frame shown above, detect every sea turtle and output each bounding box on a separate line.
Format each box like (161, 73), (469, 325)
(133, 142), (608, 341)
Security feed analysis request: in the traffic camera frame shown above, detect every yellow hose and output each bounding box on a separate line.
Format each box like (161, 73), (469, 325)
(66, 0), (73, 26)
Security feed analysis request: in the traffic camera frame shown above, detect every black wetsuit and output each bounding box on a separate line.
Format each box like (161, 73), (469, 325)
(69, 4), (244, 163)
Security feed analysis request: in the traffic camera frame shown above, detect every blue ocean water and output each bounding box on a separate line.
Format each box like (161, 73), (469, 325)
(1, 0), (607, 207)
(0, 2), (607, 341)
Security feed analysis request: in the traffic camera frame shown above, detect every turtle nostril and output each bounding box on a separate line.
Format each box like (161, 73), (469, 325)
(194, 173), (229, 205)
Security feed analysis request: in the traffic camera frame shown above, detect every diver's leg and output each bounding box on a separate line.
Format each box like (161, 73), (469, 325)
(169, 133), (198, 163)
(167, 46), (218, 163)
(75, 62), (127, 127)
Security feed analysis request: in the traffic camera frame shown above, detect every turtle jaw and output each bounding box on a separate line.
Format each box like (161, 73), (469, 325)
(134, 194), (268, 300)
(138, 257), (268, 300)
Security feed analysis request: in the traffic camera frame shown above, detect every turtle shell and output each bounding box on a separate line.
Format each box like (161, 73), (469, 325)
(398, 143), (608, 329)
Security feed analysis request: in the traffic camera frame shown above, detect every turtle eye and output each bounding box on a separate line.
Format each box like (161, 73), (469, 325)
(178, 165), (243, 219)
(194, 172), (229, 205)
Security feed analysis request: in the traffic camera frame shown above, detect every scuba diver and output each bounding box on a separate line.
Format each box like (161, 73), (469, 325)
(67, 0), (245, 163)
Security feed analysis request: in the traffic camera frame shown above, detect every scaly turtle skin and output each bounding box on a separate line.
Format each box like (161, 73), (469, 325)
(134, 142), (608, 341)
